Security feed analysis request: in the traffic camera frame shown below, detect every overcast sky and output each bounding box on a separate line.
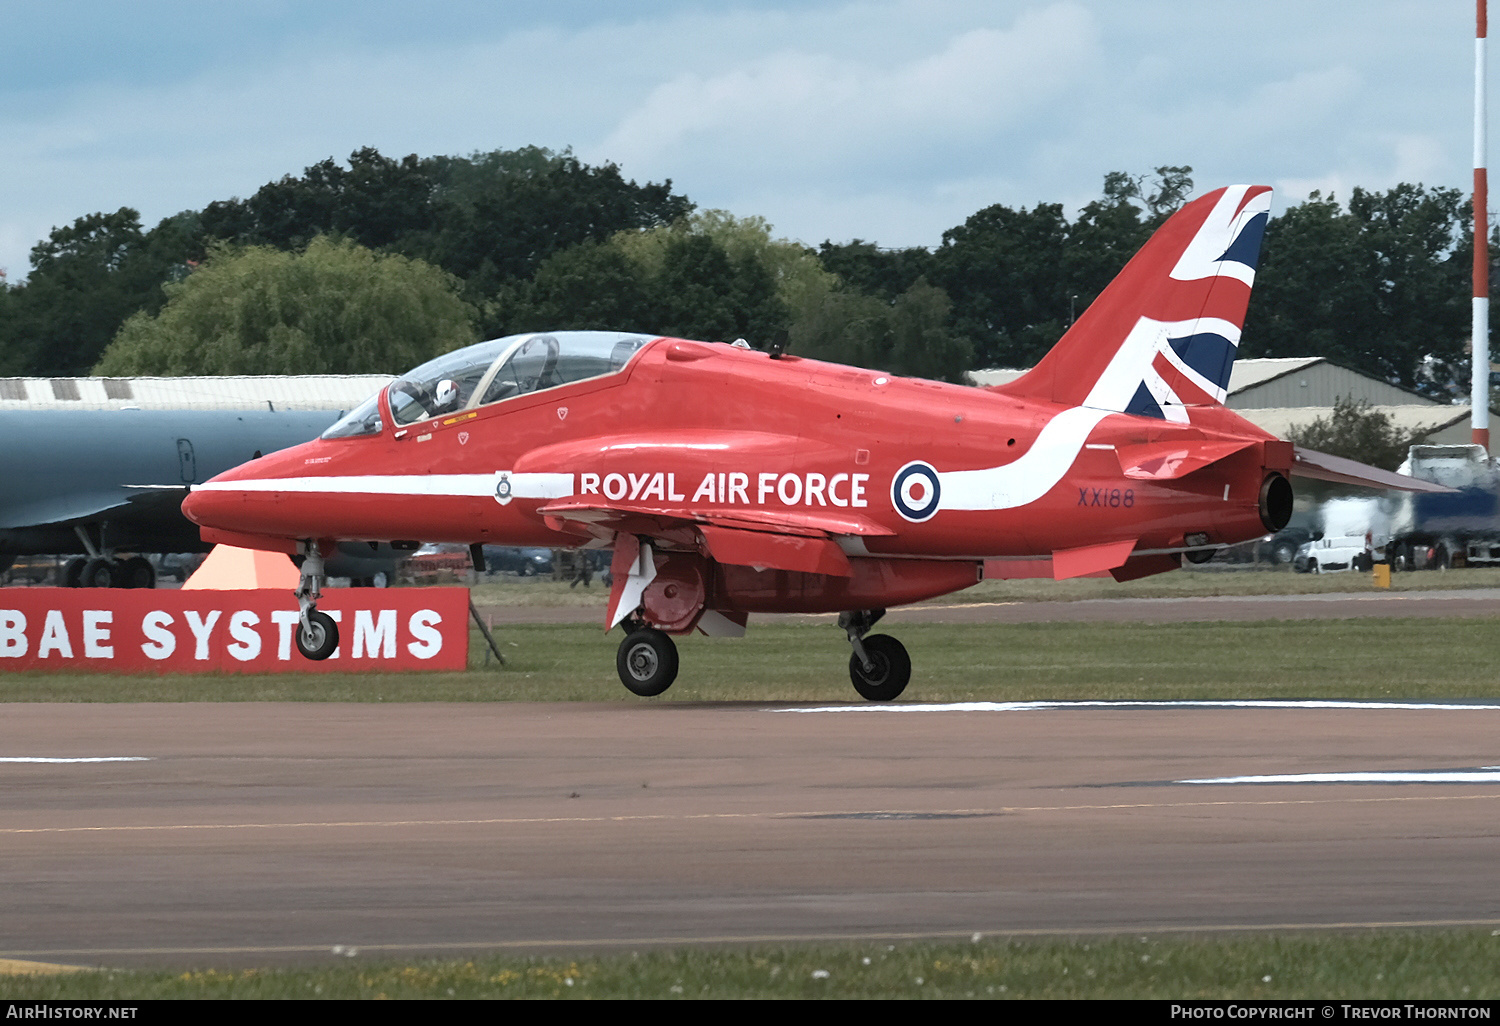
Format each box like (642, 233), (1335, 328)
(0, 1), (1486, 280)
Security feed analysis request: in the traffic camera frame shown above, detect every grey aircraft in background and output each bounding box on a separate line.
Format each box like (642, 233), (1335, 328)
(0, 408), (402, 588)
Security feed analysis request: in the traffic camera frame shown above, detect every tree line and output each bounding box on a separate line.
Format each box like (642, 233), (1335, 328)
(0, 147), (1488, 396)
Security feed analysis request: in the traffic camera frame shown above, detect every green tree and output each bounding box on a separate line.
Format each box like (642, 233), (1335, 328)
(195, 145), (693, 336)
(1099, 165), (1195, 226)
(1285, 396), (1425, 471)
(497, 223), (793, 349)
(1247, 185), (1471, 392)
(931, 200), (1072, 368)
(791, 277), (971, 382)
(612, 210), (836, 315)
(927, 167), (1191, 370)
(4, 209), (168, 374)
(93, 237), (475, 376)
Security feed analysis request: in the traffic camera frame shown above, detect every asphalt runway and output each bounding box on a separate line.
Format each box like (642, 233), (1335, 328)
(3, 700), (1499, 968)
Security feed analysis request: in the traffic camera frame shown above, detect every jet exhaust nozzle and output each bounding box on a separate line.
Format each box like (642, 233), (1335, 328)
(1259, 472), (1293, 532)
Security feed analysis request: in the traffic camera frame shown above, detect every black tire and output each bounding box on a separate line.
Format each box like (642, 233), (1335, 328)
(295, 610), (339, 661)
(119, 556), (156, 589)
(80, 557), (116, 589)
(616, 628), (678, 697)
(63, 557), (87, 588)
(849, 633), (911, 702)
(1273, 543), (1295, 565)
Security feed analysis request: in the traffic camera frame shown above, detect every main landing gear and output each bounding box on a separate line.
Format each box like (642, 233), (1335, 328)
(616, 620), (679, 697)
(294, 543), (338, 660)
(841, 609), (910, 702)
(61, 525), (157, 589)
(610, 608), (911, 703)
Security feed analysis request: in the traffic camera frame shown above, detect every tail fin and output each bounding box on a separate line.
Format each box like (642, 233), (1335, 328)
(995, 185), (1272, 423)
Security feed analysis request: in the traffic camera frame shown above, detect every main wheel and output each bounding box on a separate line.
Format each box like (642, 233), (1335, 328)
(79, 557), (116, 589)
(616, 628), (678, 697)
(849, 633), (911, 702)
(295, 610), (339, 660)
(63, 557), (87, 588)
(118, 556), (156, 589)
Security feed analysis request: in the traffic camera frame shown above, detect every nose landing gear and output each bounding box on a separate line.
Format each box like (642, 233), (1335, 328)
(294, 543), (338, 660)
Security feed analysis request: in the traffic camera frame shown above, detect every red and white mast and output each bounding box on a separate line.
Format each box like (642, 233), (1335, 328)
(1474, 0), (1491, 449)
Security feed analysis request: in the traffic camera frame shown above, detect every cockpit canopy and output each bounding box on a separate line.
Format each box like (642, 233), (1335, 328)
(322, 331), (652, 439)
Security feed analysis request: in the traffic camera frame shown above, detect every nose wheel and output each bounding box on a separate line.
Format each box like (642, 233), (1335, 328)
(616, 627), (678, 696)
(293, 543), (338, 661)
(296, 610), (339, 660)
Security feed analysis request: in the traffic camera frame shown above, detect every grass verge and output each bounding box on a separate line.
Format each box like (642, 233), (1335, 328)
(452, 566), (1500, 608)
(4, 930), (1498, 999)
(2, 617), (1498, 703)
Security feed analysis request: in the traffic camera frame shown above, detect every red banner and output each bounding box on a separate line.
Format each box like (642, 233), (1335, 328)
(0, 588), (469, 673)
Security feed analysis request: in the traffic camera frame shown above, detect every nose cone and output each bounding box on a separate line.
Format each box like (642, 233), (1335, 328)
(181, 440), (321, 535)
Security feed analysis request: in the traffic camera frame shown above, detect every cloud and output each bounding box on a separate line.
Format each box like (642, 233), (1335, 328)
(0, 0), (1492, 280)
(595, 4), (1099, 185)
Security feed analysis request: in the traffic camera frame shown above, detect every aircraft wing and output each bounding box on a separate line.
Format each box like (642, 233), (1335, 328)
(536, 499), (894, 576)
(1290, 447), (1455, 493)
(0, 485), (189, 531)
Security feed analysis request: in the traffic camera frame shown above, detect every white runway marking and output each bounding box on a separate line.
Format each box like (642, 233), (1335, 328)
(1182, 768), (1500, 785)
(779, 699), (1500, 713)
(0, 757), (150, 763)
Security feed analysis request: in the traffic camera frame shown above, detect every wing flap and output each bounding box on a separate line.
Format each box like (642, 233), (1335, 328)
(697, 524), (852, 576)
(537, 500), (884, 576)
(1052, 538), (1138, 580)
(536, 499), (893, 538)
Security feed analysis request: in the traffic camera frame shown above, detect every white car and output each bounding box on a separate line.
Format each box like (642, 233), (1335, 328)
(1294, 535), (1374, 573)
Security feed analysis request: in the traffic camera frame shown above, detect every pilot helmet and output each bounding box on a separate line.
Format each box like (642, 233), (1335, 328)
(434, 378), (461, 410)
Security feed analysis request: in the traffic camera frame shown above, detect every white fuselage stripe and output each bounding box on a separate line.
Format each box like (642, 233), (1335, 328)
(193, 473), (575, 500)
(938, 406), (1112, 511)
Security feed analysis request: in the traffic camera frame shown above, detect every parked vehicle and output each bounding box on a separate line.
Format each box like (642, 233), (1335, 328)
(1262, 526), (1317, 566)
(481, 546), (553, 576)
(1293, 534), (1373, 574)
(1385, 445), (1500, 570)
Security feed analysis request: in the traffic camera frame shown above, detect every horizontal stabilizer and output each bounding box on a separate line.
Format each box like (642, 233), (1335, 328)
(1115, 440), (1257, 481)
(1292, 447), (1455, 493)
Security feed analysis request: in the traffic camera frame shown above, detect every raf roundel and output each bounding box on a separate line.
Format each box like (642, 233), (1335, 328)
(891, 460), (941, 522)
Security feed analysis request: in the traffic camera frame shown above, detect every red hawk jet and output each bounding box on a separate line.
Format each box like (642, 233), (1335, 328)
(182, 185), (1436, 700)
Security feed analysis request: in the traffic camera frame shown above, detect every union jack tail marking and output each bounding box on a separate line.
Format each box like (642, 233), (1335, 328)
(997, 184), (1272, 423)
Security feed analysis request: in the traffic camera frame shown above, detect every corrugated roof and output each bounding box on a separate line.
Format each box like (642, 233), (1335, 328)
(1236, 405), (1466, 439)
(970, 357), (1418, 400)
(1225, 357), (1325, 391)
(0, 375), (393, 411)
